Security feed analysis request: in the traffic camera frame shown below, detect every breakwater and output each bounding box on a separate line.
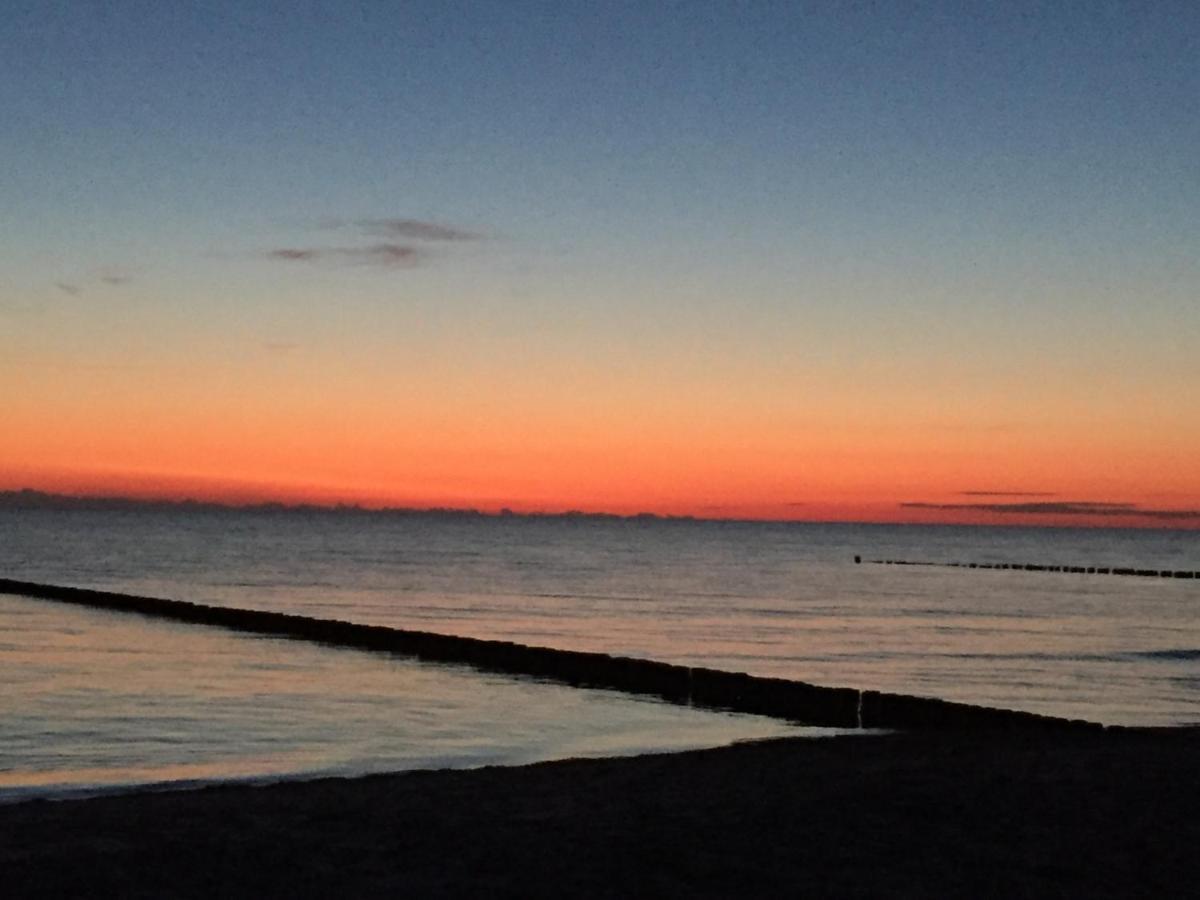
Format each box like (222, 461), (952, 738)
(858, 558), (1197, 578)
(1, 577), (1104, 733)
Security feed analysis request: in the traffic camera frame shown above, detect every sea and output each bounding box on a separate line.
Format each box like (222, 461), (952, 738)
(1, 508), (1196, 801)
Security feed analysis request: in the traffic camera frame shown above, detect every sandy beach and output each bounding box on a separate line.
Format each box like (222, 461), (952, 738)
(4, 726), (1198, 898)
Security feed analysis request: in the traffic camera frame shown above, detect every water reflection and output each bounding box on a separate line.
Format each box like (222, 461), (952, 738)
(1, 511), (1196, 725)
(0, 593), (823, 801)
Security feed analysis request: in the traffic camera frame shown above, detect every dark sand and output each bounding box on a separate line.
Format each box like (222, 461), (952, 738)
(4, 728), (1198, 898)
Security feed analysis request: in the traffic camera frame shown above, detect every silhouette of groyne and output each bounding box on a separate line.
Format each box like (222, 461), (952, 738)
(1, 577), (1104, 733)
(859, 558), (1197, 578)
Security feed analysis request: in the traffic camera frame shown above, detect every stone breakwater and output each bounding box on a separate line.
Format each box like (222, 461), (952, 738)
(1, 577), (1107, 733)
(860, 558), (1197, 578)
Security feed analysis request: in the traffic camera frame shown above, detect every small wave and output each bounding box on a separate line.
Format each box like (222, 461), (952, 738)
(1129, 649), (1200, 662)
(932, 650), (1114, 662)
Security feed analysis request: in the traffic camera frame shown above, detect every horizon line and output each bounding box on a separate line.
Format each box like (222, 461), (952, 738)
(2, 488), (1197, 532)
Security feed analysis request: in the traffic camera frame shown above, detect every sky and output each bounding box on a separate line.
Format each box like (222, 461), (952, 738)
(2, 1), (1198, 527)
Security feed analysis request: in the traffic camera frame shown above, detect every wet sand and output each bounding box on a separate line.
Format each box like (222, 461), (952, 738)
(4, 727), (1198, 898)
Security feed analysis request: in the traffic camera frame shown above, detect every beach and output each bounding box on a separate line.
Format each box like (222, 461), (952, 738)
(2, 517), (1196, 896)
(5, 726), (1198, 898)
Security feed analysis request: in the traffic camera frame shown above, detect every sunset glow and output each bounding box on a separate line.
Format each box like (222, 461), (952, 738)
(2, 3), (1197, 529)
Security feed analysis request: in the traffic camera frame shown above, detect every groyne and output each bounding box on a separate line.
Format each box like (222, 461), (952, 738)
(1, 577), (1103, 733)
(859, 558), (1197, 578)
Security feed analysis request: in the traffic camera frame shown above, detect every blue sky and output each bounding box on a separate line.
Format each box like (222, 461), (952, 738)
(5, 1), (1196, 270)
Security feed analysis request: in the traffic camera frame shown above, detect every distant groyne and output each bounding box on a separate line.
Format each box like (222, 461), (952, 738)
(1, 577), (1105, 734)
(857, 558), (1197, 578)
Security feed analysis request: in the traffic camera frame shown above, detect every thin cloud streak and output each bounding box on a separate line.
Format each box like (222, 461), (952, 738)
(357, 243), (421, 265)
(265, 243), (422, 267)
(264, 215), (479, 270)
(902, 501), (1200, 521)
(356, 218), (482, 242)
(53, 270), (133, 295)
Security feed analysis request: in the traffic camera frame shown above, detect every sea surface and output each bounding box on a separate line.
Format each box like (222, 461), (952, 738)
(1, 509), (1197, 798)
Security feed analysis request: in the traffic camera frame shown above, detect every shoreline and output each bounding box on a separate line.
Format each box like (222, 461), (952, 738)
(7, 722), (1195, 810)
(5, 728), (1199, 897)
(0, 728), (864, 809)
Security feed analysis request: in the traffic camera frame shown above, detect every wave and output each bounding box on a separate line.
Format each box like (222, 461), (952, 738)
(1128, 649), (1200, 662)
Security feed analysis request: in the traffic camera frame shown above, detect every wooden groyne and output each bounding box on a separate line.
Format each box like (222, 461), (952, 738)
(1, 577), (1103, 733)
(858, 558), (1197, 578)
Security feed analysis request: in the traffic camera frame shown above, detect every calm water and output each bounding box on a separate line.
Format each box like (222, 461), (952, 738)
(0, 591), (811, 803)
(1, 510), (1197, 797)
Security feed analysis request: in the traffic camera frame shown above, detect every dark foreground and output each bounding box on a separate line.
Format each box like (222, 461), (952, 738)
(4, 728), (1198, 899)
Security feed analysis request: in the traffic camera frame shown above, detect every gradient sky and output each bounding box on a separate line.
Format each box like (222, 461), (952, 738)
(2, 1), (1198, 526)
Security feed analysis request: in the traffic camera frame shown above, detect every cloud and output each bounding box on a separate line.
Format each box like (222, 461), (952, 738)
(356, 243), (420, 265)
(264, 215), (481, 271)
(53, 269), (133, 295)
(901, 501), (1200, 521)
(357, 218), (481, 242)
(265, 243), (421, 268)
(267, 248), (320, 261)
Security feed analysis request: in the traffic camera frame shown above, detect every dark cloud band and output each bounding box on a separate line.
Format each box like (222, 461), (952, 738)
(902, 501), (1200, 521)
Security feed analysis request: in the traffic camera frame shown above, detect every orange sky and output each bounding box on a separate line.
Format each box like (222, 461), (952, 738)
(3, 349), (1197, 528)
